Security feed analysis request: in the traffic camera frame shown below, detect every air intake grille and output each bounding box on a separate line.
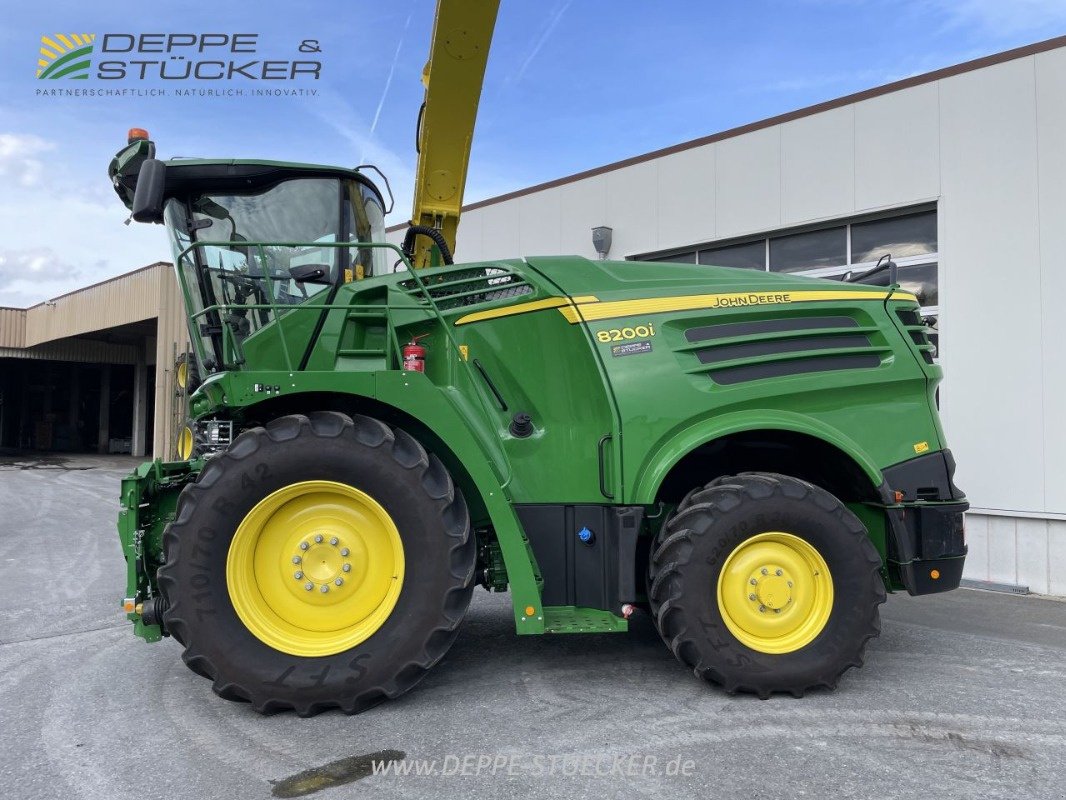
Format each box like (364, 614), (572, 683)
(682, 315), (887, 385)
(400, 266), (533, 311)
(895, 308), (936, 364)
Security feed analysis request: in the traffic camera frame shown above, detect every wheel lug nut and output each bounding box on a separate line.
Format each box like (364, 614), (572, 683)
(748, 593), (757, 601)
(299, 542), (309, 551)
(304, 582), (314, 591)
(342, 563), (351, 573)
(330, 537), (339, 546)
(320, 585), (329, 593)
(749, 578), (757, 586)
(775, 569), (783, 576)
(787, 581), (793, 588)
(340, 548), (350, 557)
(294, 571), (303, 580)
(314, 534), (324, 543)
(773, 608), (781, 614)
(292, 556), (301, 564)
(761, 568), (768, 576)
(758, 605), (766, 612)
(335, 578), (343, 586)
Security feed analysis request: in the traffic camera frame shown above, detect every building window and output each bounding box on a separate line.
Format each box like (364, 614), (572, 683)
(850, 212), (936, 263)
(632, 205), (939, 332)
(698, 240), (764, 270)
(769, 226), (847, 272)
(646, 251), (697, 264)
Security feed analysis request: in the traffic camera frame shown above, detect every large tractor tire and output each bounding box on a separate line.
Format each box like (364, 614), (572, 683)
(157, 411), (476, 716)
(648, 472), (885, 698)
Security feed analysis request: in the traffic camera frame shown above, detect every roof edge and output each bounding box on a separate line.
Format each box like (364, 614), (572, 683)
(20, 261), (172, 310)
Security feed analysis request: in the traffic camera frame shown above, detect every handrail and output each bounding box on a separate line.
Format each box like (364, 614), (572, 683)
(175, 239), (472, 380)
(176, 240), (415, 371)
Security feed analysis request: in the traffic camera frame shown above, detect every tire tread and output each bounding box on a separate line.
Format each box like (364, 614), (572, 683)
(648, 472), (886, 698)
(158, 412), (475, 716)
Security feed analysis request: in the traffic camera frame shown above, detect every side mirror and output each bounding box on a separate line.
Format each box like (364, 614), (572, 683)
(131, 158), (166, 223)
(289, 263), (331, 284)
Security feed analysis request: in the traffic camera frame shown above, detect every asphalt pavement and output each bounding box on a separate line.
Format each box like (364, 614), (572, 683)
(1, 454), (1064, 800)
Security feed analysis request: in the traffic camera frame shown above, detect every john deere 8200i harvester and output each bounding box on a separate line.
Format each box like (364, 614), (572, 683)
(110, 1), (966, 715)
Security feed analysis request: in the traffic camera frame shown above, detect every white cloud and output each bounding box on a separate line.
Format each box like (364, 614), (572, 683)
(0, 133), (54, 188)
(0, 247), (79, 283)
(0, 249), (85, 308)
(0, 136), (165, 307)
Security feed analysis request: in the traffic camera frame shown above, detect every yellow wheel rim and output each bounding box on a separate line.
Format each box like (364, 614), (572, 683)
(226, 480), (405, 657)
(176, 425), (194, 460)
(717, 532), (833, 654)
(176, 360), (188, 390)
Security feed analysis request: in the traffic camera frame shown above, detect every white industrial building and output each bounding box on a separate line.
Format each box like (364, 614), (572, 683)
(427, 36), (1066, 595)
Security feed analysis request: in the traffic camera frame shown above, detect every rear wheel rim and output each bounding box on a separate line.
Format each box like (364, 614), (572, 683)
(716, 531), (833, 654)
(226, 480), (405, 657)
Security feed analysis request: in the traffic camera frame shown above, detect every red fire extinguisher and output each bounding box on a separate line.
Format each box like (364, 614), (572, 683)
(402, 335), (429, 373)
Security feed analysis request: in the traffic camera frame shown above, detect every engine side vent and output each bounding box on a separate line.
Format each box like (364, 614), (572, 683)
(400, 266), (533, 311)
(681, 314), (887, 386)
(709, 354), (882, 385)
(695, 333), (872, 365)
(686, 315), (858, 342)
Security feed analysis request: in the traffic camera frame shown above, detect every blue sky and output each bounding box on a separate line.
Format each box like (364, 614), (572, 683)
(1, 0), (1065, 306)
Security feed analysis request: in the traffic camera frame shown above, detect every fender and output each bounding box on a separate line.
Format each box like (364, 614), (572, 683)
(629, 408), (884, 504)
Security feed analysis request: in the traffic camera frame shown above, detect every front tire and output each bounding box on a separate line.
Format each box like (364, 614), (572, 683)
(157, 411), (476, 715)
(648, 472), (885, 698)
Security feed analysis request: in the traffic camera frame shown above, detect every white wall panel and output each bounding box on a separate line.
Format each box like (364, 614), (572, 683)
(987, 515), (1019, 585)
(516, 192), (561, 256)
(1050, 523), (1066, 595)
(475, 201), (521, 261)
(454, 213), (484, 262)
(781, 106), (855, 224)
(556, 175), (608, 259)
(656, 146), (716, 250)
(1016, 518), (1050, 594)
(937, 58), (1042, 513)
(854, 83), (940, 210)
(962, 513), (990, 582)
(1035, 48), (1066, 515)
(714, 126), (781, 238)
(606, 161), (659, 258)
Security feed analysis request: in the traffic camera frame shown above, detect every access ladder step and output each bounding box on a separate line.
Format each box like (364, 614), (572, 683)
(541, 606), (628, 634)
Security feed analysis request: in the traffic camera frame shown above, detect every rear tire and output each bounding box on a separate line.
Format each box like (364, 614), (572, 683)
(648, 472), (885, 698)
(157, 411), (476, 715)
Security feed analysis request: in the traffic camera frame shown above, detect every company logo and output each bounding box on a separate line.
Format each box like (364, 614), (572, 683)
(34, 32), (323, 99)
(37, 33), (96, 80)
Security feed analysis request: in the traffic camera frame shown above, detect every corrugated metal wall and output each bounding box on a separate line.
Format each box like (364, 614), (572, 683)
(0, 308), (27, 348)
(153, 264), (190, 459)
(23, 263), (167, 347)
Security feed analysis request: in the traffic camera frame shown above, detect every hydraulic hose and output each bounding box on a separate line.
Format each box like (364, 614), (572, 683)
(401, 225), (455, 266)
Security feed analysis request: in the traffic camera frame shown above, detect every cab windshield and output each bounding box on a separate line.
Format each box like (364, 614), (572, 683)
(165, 175), (387, 370)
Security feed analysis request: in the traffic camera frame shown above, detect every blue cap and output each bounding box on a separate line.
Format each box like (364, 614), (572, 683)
(577, 526), (593, 543)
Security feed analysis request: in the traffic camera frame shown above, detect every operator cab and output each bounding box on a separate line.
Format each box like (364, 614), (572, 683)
(109, 129), (391, 372)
